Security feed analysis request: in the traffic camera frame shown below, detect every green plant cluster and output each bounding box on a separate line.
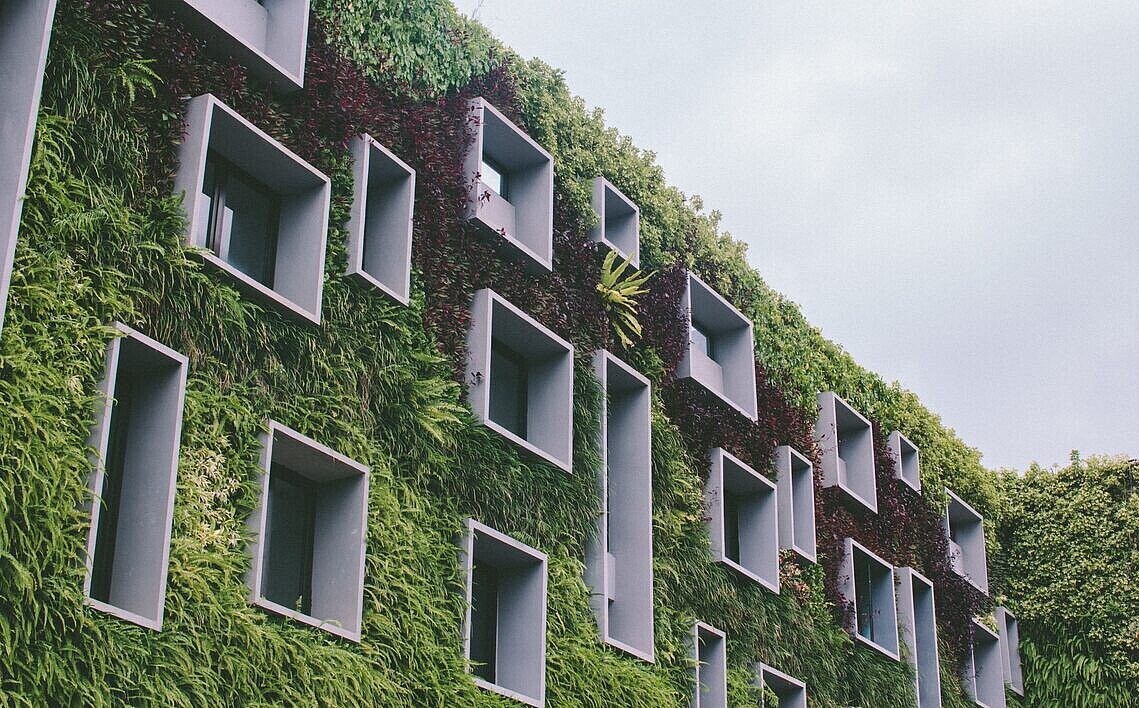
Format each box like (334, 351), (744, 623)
(994, 455), (1139, 706)
(0, 1), (1038, 706)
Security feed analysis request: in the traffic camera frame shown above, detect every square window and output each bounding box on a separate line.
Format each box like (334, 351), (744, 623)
(840, 538), (899, 660)
(585, 351), (654, 662)
(153, 0), (310, 91)
(889, 430), (921, 492)
(83, 323), (188, 630)
(995, 607), (1024, 696)
(247, 421), (369, 642)
(706, 448), (779, 593)
(896, 567), (942, 708)
(691, 622), (728, 708)
(815, 392), (878, 513)
(944, 489), (989, 594)
(773, 445), (817, 563)
(465, 289), (574, 472)
(0, 0), (57, 334)
(461, 519), (548, 708)
(590, 177), (640, 268)
(756, 663), (807, 708)
(346, 134), (415, 304)
(678, 272), (758, 421)
(964, 619), (1006, 708)
(463, 98), (554, 272)
(175, 94), (331, 324)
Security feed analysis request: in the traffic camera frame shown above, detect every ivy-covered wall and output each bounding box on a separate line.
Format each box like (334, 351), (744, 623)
(0, 1), (1042, 706)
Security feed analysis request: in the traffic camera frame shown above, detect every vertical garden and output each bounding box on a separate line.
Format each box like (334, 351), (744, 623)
(0, 1), (1132, 706)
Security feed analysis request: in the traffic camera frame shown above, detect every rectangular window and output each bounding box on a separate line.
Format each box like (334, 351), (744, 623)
(723, 491), (742, 564)
(489, 339), (529, 439)
(203, 152), (281, 287)
(855, 554), (875, 642)
(469, 563), (500, 683)
(480, 156), (507, 199)
(84, 324), (188, 631)
(248, 422), (370, 642)
(89, 373), (137, 604)
(690, 319), (716, 359)
(262, 463), (317, 615)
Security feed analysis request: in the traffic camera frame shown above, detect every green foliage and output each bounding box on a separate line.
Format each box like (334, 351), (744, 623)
(0, 0), (1036, 706)
(596, 251), (652, 348)
(995, 456), (1139, 705)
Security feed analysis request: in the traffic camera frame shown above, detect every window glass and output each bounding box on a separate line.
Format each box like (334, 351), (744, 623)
(690, 320), (716, 359)
(470, 563), (499, 682)
(263, 464), (316, 614)
(480, 157), (507, 199)
(203, 153), (281, 287)
(489, 341), (528, 438)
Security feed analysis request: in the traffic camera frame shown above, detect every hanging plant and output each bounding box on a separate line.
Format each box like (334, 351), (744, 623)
(597, 250), (653, 348)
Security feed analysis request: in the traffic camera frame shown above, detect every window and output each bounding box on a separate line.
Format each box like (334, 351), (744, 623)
(678, 272), (758, 421)
(840, 538), (899, 660)
(585, 351), (654, 662)
(480, 157), (507, 198)
(0, 0), (57, 335)
(896, 567), (942, 708)
(889, 430), (921, 492)
(247, 422), (369, 642)
(774, 445), (817, 562)
(706, 448), (779, 592)
(346, 134), (415, 303)
(590, 177), (640, 268)
(815, 392), (878, 513)
(757, 663), (807, 708)
(463, 97), (554, 272)
(175, 94), (331, 324)
(83, 324), (188, 630)
(944, 489), (989, 594)
(692, 622), (727, 708)
(152, 0), (310, 91)
(995, 607), (1024, 697)
(465, 289), (574, 472)
(461, 519), (547, 707)
(489, 340), (529, 439)
(202, 153), (281, 287)
(964, 619), (1006, 708)
(690, 319), (715, 359)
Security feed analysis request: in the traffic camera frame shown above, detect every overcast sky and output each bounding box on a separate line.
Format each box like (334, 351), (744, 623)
(454, 1), (1138, 471)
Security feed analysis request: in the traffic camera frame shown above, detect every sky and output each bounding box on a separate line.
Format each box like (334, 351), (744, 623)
(452, 1), (1139, 472)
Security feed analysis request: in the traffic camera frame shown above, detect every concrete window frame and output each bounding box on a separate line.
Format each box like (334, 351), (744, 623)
(774, 445), (817, 563)
(944, 488), (990, 594)
(463, 97), (554, 272)
(964, 618), (1007, 708)
(246, 421), (370, 643)
(756, 663), (808, 708)
(896, 567), (942, 708)
(995, 607), (1024, 697)
(888, 430), (921, 492)
(461, 519), (548, 708)
(83, 323), (188, 631)
(840, 538), (900, 661)
(175, 94), (331, 324)
(465, 288), (574, 472)
(815, 392), (878, 513)
(0, 0), (58, 335)
(152, 0), (310, 92)
(678, 272), (759, 421)
(590, 177), (639, 268)
(585, 351), (654, 662)
(691, 621), (728, 708)
(346, 133), (415, 305)
(705, 448), (779, 593)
